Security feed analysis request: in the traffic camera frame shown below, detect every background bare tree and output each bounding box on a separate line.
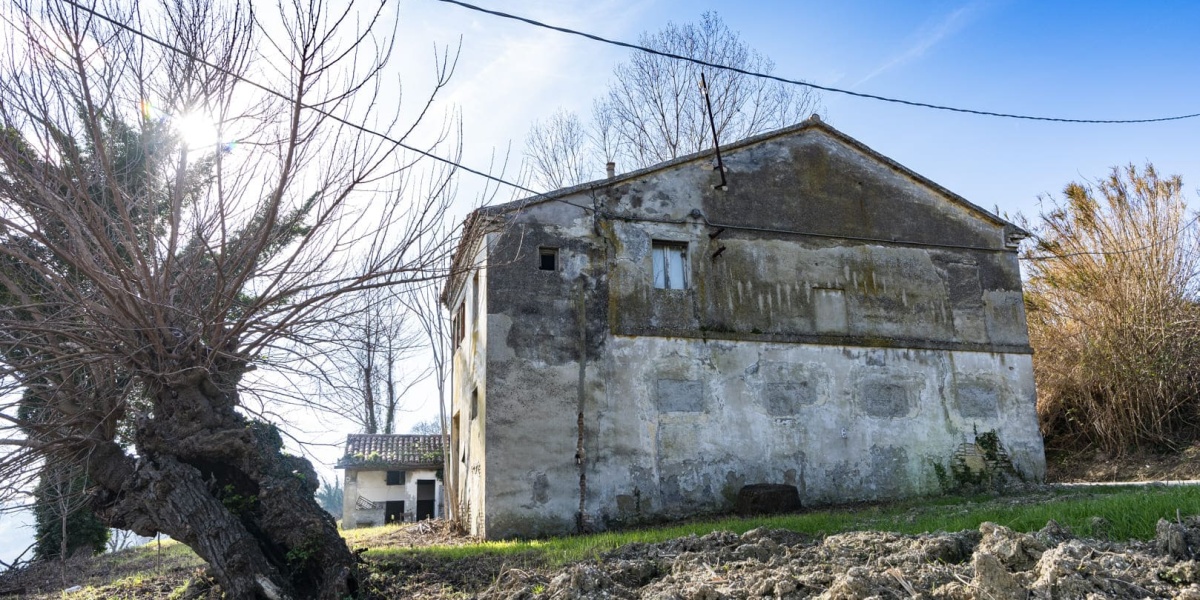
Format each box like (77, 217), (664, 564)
(317, 288), (426, 435)
(33, 463), (104, 588)
(105, 527), (140, 554)
(0, 0), (462, 597)
(523, 109), (594, 192)
(401, 246), (456, 522)
(407, 418), (442, 435)
(524, 12), (821, 190)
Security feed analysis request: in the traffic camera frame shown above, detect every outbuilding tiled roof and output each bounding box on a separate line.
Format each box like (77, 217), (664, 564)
(336, 434), (443, 469)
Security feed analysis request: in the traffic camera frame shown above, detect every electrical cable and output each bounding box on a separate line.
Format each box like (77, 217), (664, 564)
(55, 0), (594, 214)
(435, 0), (1200, 125)
(57, 0), (1196, 256)
(1020, 214), (1200, 261)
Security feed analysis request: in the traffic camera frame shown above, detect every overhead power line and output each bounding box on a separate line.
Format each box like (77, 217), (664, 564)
(435, 0), (1200, 125)
(55, 0), (1196, 259)
(1021, 214), (1200, 261)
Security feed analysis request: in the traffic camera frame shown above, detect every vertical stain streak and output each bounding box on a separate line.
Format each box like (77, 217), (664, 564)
(575, 277), (588, 533)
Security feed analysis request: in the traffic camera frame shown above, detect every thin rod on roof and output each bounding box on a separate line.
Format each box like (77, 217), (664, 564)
(699, 73), (728, 191)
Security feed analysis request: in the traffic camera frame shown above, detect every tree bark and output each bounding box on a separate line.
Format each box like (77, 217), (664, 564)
(86, 369), (358, 600)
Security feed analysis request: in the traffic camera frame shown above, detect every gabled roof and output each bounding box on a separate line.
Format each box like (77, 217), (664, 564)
(336, 434), (443, 469)
(475, 115), (1027, 236)
(440, 117), (1028, 307)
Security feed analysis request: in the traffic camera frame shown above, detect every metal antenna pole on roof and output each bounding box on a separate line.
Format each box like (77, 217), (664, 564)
(699, 72), (728, 191)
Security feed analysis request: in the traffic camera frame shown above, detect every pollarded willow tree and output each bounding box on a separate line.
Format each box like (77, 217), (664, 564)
(0, 0), (461, 597)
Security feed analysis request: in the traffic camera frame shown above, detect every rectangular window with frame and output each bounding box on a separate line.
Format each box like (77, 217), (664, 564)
(385, 470), (405, 486)
(652, 241), (688, 290)
(470, 388), (479, 420)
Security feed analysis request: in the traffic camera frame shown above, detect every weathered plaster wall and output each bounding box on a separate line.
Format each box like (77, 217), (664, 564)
(459, 125), (1044, 539)
(586, 339), (1042, 527)
(449, 236), (491, 536)
(342, 468), (442, 528)
(481, 202), (606, 538)
(601, 132), (1028, 352)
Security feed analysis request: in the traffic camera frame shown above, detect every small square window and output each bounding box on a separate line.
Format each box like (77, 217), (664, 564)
(386, 470), (405, 486)
(539, 247), (558, 271)
(652, 241), (688, 289)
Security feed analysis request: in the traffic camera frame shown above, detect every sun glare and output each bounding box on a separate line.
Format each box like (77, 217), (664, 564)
(173, 112), (221, 151)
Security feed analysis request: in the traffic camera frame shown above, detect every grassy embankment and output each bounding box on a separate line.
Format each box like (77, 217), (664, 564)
(359, 484), (1200, 565)
(22, 485), (1200, 598)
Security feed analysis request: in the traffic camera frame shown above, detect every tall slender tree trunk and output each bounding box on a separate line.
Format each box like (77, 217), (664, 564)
(384, 349), (397, 435)
(59, 489), (67, 588)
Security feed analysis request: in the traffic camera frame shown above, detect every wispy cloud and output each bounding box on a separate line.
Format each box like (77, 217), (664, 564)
(854, 0), (990, 88)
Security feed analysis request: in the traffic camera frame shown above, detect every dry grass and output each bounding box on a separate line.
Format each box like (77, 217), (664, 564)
(342, 519), (477, 551)
(1024, 163), (1200, 453)
(1, 538), (208, 599)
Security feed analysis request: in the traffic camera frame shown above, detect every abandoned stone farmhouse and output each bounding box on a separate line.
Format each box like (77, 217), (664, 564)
(443, 116), (1045, 539)
(336, 434), (444, 528)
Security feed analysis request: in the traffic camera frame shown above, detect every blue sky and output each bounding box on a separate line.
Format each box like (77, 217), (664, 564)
(394, 0), (1200, 221)
(4, 0), (1199, 566)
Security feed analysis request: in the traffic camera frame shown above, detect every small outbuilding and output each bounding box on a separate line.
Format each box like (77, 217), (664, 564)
(336, 434), (444, 528)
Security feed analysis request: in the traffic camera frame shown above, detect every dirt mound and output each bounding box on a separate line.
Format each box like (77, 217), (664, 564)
(482, 520), (1200, 599)
(1047, 443), (1200, 483)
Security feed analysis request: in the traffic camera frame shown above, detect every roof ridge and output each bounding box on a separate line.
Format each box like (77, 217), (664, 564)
(472, 116), (1023, 234)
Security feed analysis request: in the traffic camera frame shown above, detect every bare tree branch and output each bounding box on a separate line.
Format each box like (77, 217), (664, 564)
(524, 12), (821, 190)
(0, 0), (466, 596)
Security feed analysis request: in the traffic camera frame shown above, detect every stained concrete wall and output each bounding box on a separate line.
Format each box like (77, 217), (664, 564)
(449, 236), (492, 536)
(447, 122), (1045, 539)
(587, 340), (1041, 526)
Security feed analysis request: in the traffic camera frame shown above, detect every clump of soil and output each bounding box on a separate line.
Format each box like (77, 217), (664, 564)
(1047, 442), (1200, 483)
(475, 519), (1200, 599)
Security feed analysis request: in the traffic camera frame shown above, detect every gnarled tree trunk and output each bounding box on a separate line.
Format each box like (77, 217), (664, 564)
(88, 363), (357, 599)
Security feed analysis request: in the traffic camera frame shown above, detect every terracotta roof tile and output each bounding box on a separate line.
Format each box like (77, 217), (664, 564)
(336, 434), (443, 468)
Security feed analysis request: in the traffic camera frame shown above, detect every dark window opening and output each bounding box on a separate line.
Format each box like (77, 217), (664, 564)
(539, 247), (558, 271)
(453, 303), (465, 349)
(385, 501), (404, 524)
(652, 241), (688, 289)
(386, 470), (405, 486)
(470, 388), (479, 420)
(416, 480), (436, 520)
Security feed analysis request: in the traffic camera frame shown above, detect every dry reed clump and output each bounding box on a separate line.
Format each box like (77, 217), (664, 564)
(1024, 164), (1200, 453)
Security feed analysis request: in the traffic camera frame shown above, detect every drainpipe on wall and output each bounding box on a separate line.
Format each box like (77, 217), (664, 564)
(575, 276), (589, 533)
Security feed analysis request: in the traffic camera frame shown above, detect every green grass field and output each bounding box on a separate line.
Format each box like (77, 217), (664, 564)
(365, 485), (1200, 566)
